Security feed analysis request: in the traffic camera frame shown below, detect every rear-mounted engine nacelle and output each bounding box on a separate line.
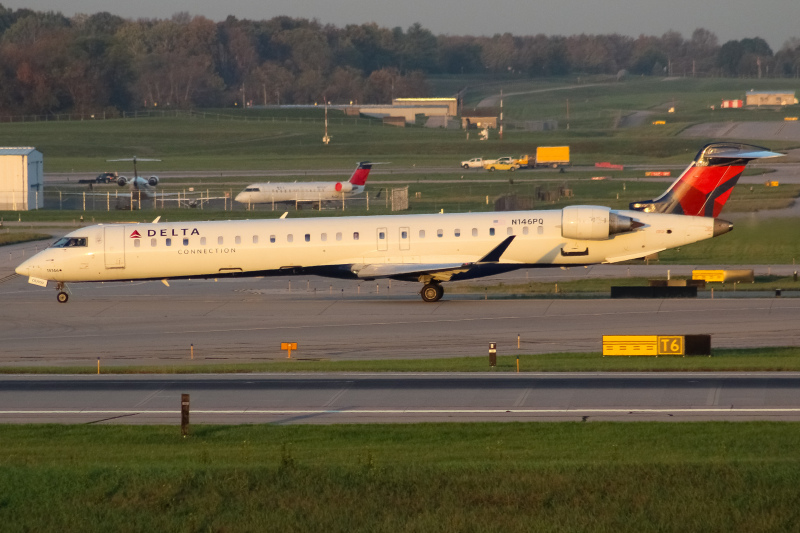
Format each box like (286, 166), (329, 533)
(561, 206), (642, 240)
(335, 182), (353, 193)
(148, 176), (159, 187)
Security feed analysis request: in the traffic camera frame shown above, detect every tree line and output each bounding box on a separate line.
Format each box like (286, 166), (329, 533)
(1, 4), (799, 115)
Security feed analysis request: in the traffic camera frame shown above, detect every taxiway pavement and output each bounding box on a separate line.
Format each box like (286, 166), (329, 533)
(1, 266), (799, 366)
(2, 372), (800, 424)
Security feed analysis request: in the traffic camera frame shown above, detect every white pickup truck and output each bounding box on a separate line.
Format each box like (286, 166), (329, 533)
(460, 157), (488, 169)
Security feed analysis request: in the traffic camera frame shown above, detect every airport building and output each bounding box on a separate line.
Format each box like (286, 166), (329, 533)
(0, 147), (44, 210)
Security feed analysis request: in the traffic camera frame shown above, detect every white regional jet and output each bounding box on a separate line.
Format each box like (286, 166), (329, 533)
(16, 143), (782, 303)
(234, 161), (373, 208)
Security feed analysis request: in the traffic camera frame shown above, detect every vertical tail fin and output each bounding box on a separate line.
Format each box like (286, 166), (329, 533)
(630, 143), (783, 217)
(349, 161), (373, 185)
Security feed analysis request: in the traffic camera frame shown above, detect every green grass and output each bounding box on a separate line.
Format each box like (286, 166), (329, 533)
(0, 231), (52, 246)
(5, 347), (800, 374)
(1, 422), (800, 532)
(660, 217), (800, 264)
(1, 77), (799, 174)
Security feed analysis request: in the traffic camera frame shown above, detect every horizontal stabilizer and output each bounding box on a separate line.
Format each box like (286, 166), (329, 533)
(700, 147), (783, 160)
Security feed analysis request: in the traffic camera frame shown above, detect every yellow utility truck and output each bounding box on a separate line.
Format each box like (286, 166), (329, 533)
(534, 146), (570, 168)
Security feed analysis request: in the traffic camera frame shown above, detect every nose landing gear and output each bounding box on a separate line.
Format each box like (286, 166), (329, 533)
(56, 282), (69, 303)
(420, 282), (444, 303)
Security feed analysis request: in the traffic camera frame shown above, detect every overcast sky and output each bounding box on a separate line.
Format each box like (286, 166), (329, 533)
(5, 0), (800, 51)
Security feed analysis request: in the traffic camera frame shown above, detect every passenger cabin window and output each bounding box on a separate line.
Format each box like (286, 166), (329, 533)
(419, 230), (426, 238)
(134, 240), (140, 248)
(437, 229), (443, 238)
(401, 230), (408, 239)
(270, 235), (276, 243)
(489, 228), (495, 236)
(507, 227), (513, 236)
(218, 236), (224, 245)
(336, 232), (342, 241)
(183, 238), (189, 246)
(52, 237), (87, 248)
(321, 233), (327, 242)
(523, 226), (529, 235)
(200, 237), (206, 245)
(538, 226), (544, 235)
(472, 228), (478, 237)
(166, 238), (172, 246)
(235, 236), (241, 245)
(252, 235), (258, 244)
(378, 231), (385, 240)
(454, 229), (461, 237)
(151, 238), (157, 247)
(287, 234), (294, 243)
(353, 232), (359, 240)
(305, 234), (311, 242)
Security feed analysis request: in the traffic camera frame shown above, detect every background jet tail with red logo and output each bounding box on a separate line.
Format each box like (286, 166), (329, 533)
(629, 143), (783, 217)
(348, 161), (373, 186)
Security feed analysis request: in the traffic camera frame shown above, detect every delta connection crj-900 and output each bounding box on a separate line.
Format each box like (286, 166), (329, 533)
(16, 143), (782, 303)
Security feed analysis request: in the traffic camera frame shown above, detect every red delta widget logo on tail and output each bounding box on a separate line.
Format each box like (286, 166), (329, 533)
(630, 143), (782, 217)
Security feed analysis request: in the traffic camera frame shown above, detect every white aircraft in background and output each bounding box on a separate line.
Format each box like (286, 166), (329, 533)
(234, 161), (373, 208)
(16, 143), (782, 303)
(108, 156), (161, 199)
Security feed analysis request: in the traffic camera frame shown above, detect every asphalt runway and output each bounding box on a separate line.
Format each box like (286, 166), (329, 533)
(2, 372), (800, 424)
(1, 262), (800, 366)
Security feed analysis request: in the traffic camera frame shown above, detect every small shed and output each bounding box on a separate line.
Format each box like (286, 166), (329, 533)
(0, 147), (44, 210)
(745, 91), (798, 107)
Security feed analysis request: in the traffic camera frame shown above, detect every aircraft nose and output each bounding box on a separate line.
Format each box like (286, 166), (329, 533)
(15, 256), (35, 276)
(234, 192), (246, 203)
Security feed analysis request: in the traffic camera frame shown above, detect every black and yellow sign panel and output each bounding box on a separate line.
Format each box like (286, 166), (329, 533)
(603, 335), (684, 356)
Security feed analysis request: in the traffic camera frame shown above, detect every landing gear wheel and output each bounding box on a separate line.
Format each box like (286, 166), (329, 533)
(57, 291), (69, 303)
(421, 283), (444, 303)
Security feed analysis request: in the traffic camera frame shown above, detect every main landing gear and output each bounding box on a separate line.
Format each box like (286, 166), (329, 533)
(56, 282), (69, 303)
(420, 282), (444, 303)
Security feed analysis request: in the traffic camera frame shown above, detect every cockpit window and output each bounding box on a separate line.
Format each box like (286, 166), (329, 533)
(244, 187), (260, 192)
(52, 237), (87, 248)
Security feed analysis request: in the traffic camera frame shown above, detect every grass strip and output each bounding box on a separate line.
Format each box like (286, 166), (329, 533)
(1, 422), (799, 532)
(0, 232), (52, 246)
(4, 346), (800, 374)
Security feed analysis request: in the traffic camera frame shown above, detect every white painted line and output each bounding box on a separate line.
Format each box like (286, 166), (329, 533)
(3, 408), (800, 415)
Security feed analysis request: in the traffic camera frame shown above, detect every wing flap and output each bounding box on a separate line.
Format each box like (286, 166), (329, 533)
(351, 263), (470, 279)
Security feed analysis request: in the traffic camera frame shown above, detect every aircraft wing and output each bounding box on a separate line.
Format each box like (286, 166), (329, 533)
(350, 236), (517, 281)
(351, 262), (471, 280)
